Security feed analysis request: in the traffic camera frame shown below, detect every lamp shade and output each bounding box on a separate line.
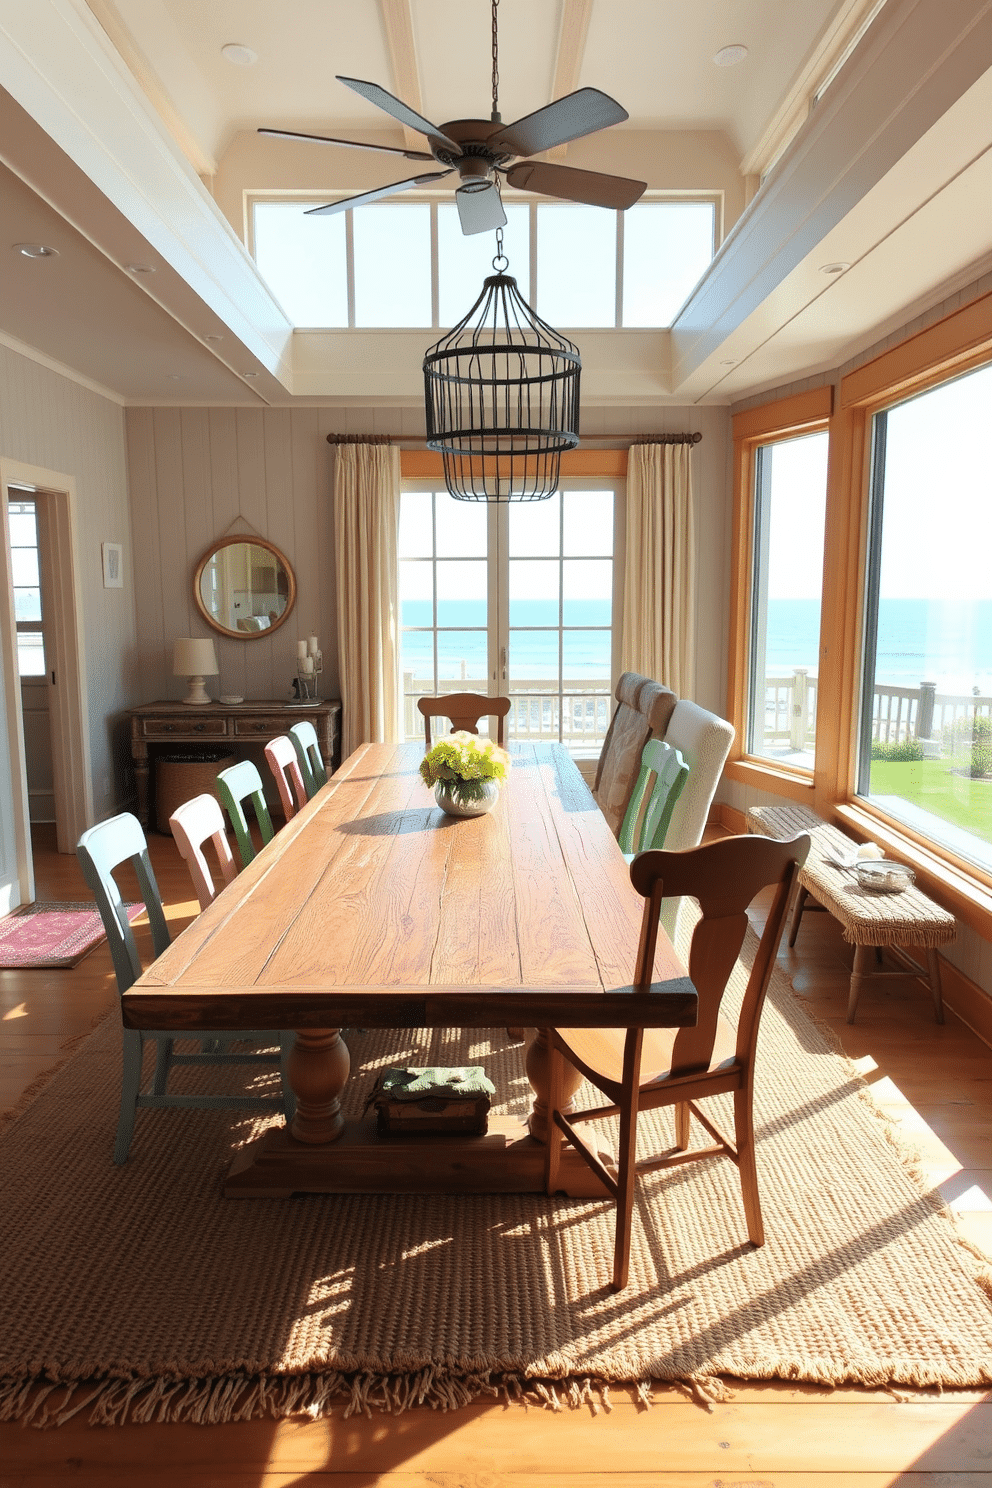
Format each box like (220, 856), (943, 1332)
(173, 637), (218, 677)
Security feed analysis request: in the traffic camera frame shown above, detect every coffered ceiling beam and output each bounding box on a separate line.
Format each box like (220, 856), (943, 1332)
(547, 0), (593, 161)
(379, 0), (425, 153)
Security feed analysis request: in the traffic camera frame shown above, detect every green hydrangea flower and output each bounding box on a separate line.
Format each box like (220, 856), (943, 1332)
(420, 730), (511, 801)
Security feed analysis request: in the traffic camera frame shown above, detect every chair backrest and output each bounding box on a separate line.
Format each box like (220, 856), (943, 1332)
(617, 739), (689, 855)
(289, 720), (328, 797)
(76, 812), (171, 996)
(417, 693), (511, 749)
(593, 672), (678, 836)
(265, 734), (309, 819)
(216, 760), (275, 869)
(169, 793), (238, 911)
(630, 832), (810, 1078)
(660, 699), (735, 854)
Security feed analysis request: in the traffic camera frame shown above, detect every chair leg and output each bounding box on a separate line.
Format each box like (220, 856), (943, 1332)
(612, 1066), (641, 1292)
(544, 1034), (564, 1197)
(113, 1028), (145, 1165)
(151, 1035), (174, 1096)
(674, 1101), (691, 1150)
(733, 1084), (764, 1247)
(279, 1031), (297, 1121)
(787, 885), (809, 948)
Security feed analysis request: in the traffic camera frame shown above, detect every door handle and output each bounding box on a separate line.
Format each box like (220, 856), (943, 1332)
(501, 646), (507, 682)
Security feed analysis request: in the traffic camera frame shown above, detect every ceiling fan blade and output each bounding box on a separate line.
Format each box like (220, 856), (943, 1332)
(257, 127), (434, 162)
(335, 76), (461, 155)
(454, 182), (508, 237)
(305, 171), (452, 217)
(506, 160), (646, 210)
(490, 88), (628, 158)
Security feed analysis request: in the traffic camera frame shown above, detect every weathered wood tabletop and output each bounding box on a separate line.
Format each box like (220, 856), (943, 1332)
(123, 742), (696, 1197)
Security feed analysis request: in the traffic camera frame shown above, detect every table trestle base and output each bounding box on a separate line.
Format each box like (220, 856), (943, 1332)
(223, 1115), (614, 1198)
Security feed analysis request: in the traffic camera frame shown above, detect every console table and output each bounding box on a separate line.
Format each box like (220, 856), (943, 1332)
(128, 700), (341, 829)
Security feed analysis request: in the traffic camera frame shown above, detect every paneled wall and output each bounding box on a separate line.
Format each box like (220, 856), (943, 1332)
(0, 342), (133, 824)
(124, 402), (733, 717)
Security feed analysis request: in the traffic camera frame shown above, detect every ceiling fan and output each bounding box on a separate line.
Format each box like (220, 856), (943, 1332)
(258, 1), (646, 236)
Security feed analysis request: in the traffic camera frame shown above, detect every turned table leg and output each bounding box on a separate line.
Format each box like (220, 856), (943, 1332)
(288, 1028), (351, 1144)
(526, 1028), (584, 1143)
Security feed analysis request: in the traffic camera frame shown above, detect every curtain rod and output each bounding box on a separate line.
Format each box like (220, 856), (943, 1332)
(326, 432), (702, 447)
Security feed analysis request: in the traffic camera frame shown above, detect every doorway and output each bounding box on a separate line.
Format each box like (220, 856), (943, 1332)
(0, 461), (93, 911)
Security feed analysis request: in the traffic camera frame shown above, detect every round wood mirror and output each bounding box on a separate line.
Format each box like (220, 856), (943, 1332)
(193, 536), (296, 639)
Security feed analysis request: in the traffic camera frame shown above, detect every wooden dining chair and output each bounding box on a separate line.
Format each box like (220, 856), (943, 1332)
(418, 692), (511, 749)
(169, 792), (238, 912)
(545, 830), (811, 1291)
(216, 760), (275, 868)
(266, 734), (309, 820)
(617, 739), (690, 857)
(76, 812), (294, 1164)
(289, 720), (328, 798)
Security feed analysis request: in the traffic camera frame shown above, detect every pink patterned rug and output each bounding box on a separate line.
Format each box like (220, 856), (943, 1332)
(0, 902), (144, 969)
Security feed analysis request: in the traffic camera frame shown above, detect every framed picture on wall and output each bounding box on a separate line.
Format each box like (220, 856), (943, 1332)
(102, 542), (123, 589)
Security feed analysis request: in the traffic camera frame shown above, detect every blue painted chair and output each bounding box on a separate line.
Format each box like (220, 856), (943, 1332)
(216, 760), (275, 868)
(289, 720), (328, 798)
(617, 739), (690, 858)
(76, 811), (294, 1164)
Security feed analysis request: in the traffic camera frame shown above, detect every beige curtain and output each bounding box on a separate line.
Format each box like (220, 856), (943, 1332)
(620, 442), (695, 696)
(332, 444), (401, 757)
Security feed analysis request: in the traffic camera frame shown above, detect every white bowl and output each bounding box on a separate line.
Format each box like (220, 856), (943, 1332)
(855, 859), (915, 894)
(219, 694), (243, 706)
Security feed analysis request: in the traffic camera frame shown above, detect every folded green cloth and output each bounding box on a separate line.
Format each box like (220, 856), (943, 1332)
(377, 1066), (495, 1101)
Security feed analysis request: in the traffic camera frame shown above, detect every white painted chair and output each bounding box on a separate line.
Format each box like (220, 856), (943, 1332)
(169, 793), (237, 912)
(658, 698), (735, 944)
(265, 734), (309, 820)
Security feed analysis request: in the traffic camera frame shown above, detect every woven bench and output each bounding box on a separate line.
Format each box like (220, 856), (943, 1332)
(746, 803), (956, 1025)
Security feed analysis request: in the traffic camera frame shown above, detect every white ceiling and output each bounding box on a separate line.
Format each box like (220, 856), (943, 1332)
(0, 0), (990, 407)
(106, 0), (844, 161)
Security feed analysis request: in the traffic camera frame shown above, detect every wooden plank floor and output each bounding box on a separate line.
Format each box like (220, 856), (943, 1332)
(2, 824), (991, 1487)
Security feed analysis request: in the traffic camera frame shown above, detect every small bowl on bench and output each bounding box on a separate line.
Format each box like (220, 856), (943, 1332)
(855, 859), (915, 894)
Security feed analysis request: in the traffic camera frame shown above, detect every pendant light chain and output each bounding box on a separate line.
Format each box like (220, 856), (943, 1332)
(491, 0), (500, 122)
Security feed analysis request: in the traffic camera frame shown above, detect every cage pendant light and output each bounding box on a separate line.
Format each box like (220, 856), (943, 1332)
(423, 263), (581, 502)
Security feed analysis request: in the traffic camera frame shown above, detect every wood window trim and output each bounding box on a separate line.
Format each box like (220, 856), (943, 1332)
(818, 290), (992, 938)
(726, 386), (833, 795)
(400, 449), (628, 480)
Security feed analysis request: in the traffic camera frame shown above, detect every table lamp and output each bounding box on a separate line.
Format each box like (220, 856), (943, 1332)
(173, 637), (218, 705)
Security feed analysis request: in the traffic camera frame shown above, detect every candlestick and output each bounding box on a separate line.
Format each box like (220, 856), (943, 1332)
(297, 639), (307, 658)
(307, 635), (319, 656)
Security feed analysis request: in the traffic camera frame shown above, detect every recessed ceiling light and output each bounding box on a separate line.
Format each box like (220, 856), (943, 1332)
(243, 371), (259, 378)
(126, 263), (156, 274)
(13, 243), (58, 259)
(713, 44), (748, 67)
(167, 374), (186, 381)
(820, 261), (851, 276)
(221, 42), (258, 66)
(719, 358), (737, 366)
(203, 333), (223, 343)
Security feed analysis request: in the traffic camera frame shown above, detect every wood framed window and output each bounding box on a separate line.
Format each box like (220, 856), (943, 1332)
(726, 387), (833, 803)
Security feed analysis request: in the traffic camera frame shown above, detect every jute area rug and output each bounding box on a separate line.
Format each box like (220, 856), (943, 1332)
(2, 931), (991, 1427)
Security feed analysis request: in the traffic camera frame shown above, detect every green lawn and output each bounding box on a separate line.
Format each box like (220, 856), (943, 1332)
(867, 757), (992, 846)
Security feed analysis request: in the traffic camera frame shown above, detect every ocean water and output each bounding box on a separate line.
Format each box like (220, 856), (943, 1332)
(765, 598), (992, 694)
(401, 599), (611, 682)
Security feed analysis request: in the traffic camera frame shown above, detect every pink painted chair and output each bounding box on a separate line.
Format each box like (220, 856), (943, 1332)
(168, 792), (238, 912)
(265, 734), (309, 820)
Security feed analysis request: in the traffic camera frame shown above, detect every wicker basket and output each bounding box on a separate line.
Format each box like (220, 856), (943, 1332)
(155, 751), (236, 833)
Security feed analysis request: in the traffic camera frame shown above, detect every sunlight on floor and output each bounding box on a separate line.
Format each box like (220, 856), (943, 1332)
(2, 1002), (28, 1020)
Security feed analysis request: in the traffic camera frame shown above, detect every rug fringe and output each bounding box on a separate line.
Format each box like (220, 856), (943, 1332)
(0, 1369), (660, 1428)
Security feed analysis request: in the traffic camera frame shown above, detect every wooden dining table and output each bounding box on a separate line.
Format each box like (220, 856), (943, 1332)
(123, 741), (696, 1198)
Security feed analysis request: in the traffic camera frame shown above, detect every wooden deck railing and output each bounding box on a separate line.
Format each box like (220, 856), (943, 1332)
(403, 674), (613, 749)
(760, 669), (992, 750)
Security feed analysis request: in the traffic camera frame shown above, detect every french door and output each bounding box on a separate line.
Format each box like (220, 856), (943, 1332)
(399, 481), (622, 758)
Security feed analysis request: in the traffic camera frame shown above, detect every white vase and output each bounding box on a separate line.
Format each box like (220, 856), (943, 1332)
(434, 778), (500, 818)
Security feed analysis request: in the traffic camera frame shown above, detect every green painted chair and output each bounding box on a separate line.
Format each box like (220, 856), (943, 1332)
(76, 811), (294, 1164)
(617, 739), (690, 858)
(216, 760), (275, 868)
(289, 720), (328, 798)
